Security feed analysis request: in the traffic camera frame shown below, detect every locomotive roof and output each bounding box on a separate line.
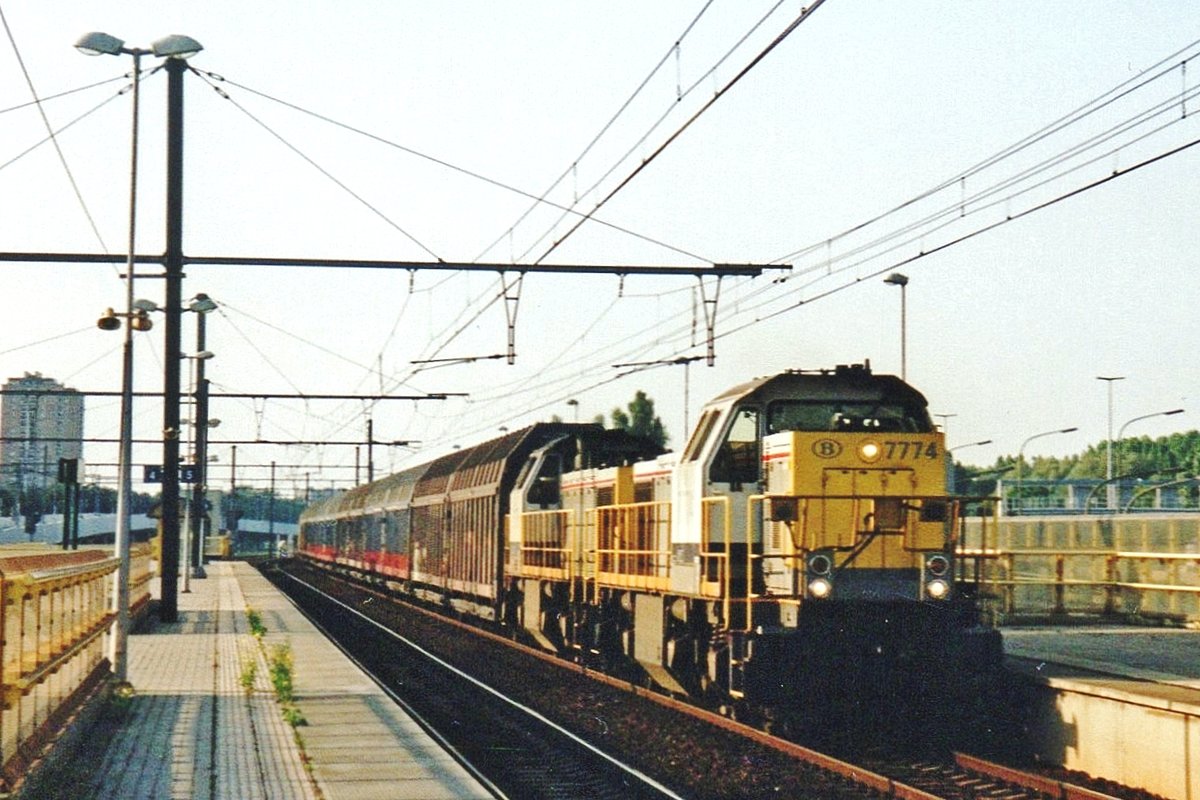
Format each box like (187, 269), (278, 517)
(710, 363), (928, 408)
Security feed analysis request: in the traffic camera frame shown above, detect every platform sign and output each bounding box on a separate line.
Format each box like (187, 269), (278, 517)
(143, 465), (198, 483)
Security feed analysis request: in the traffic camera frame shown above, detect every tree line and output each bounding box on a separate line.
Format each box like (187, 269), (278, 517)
(955, 429), (1200, 496)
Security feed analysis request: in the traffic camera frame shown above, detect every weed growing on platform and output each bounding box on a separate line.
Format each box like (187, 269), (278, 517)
(269, 643), (307, 728)
(281, 704), (307, 728)
(269, 643), (294, 703)
(240, 658), (258, 694)
(246, 608), (266, 638)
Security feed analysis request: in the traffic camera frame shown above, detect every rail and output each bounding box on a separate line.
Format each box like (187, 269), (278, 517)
(0, 545), (125, 790)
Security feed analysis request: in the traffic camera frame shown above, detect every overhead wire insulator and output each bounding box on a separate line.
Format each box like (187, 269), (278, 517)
(696, 275), (722, 366)
(501, 272), (525, 365)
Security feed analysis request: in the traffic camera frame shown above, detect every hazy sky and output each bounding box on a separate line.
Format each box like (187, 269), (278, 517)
(2, 2), (1197, 492)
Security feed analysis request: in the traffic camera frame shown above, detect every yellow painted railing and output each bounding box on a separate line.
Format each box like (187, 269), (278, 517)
(129, 541), (155, 618)
(513, 509), (574, 580)
(961, 515), (1200, 622)
(593, 502), (671, 591)
(0, 545), (120, 787)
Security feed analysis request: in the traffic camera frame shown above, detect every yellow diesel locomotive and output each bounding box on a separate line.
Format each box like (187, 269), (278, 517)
(300, 363), (1002, 740)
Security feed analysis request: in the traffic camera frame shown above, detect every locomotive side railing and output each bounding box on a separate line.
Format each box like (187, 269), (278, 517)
(592, 502), (671, 592)
(512, 509), (574, 580)
(699, 495), (737, 626)
(0, 547), (120, 790)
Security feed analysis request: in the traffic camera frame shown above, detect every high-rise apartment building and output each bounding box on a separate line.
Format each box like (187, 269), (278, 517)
(0, 372), (84, 490)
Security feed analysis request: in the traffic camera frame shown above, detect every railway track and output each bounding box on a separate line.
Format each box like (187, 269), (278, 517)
(265, 560), (1146, 800)
(270, 563), (682, 799)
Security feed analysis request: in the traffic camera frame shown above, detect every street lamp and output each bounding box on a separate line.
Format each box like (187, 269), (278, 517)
(945, 439), (991, 493)
(566, 399), (579, 423)
(188, 293), (217, 578)
(77, 29), (203, 680)
(80, 30), (203, 625)
(1116, 408), (1184, 477)
(1095, 377), (1125, 483)
(1014, 427), (1078, 515)
(948, 439), (993, 453)
(181, 347), (215, 586)
(883, 273), (908, 380)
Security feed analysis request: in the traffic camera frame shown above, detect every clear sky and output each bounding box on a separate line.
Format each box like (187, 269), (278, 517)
(2, 1), (1198, 493)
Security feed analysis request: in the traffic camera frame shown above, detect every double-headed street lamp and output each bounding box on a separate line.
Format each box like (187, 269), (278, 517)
(77, 31), (204, 649)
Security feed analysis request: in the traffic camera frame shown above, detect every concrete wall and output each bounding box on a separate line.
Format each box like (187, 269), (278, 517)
(1023, 672), (1199, 800)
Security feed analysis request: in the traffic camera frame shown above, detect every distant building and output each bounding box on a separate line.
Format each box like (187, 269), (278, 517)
(0, 372), (84, 490)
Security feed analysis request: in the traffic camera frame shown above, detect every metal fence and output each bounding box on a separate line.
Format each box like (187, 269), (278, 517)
(0, 542), (153, 789)
(960, 514), (1200, 623)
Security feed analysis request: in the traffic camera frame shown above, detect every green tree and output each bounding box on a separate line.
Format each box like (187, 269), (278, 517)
(611, 390), (668, 448)
(959, 430), (1200, 482)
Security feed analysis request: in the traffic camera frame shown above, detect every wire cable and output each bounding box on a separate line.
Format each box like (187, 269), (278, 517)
(475, 0), (721, 262)
(532, 0), (827, 265)
(196, 69), (710, 263)
(0, 5), (116, 257)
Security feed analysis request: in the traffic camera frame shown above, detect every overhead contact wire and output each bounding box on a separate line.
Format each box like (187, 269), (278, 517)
(191, 67), (443, 262)
(533, 0), (828, 265)
(0, 5), (114, 259)
(201, 71), (708, 263)
(478, 0), (719, 262)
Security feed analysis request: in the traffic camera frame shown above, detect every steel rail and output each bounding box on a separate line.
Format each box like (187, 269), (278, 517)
(284, 561), (940, 799)
(278, 568), (685, 800)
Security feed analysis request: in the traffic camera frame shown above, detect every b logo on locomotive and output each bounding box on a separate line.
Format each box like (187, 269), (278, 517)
(811, 438), (842, 458)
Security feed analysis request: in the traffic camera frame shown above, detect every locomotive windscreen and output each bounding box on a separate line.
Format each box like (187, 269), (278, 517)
(766, 400), (931, 434)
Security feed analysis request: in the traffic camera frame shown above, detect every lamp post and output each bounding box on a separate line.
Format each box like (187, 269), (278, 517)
(945, 439), (992, 493)
(1096, 376), (1125, 511)
(188, 294), (217, 577)
(93, 300), (152, 683)
(567, 399), (579, 423)
(77, 30), (200, 678)
(78, 31), (202, 628)
(1015, 427), (1078, 515)
(883, 273), (908, 380)
(1115, 407), (1184, 481)
(1096, 377), (1125, 482)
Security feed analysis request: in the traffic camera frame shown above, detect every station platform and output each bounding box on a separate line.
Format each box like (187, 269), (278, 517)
(25, 561), (494, 800)
(1003, 624), (1200, 688)
(1000, 626), (1200, 800)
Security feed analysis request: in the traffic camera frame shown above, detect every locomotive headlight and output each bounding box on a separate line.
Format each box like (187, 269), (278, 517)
(808, 577), (832, 599)
(925, 579), (950, 600)
(858, 441), (881, 463)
